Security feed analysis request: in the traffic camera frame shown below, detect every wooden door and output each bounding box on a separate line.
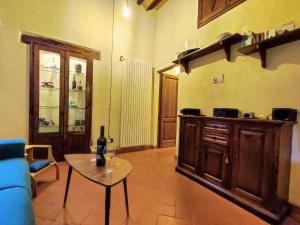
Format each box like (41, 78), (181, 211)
(63, 52), (93, 155)
(30, 44), (65, 161)
(201, 142), (229, 187)
(179, 118), (200, 172)
(232, 124), (273, 206)
(159, 73), (178, 148)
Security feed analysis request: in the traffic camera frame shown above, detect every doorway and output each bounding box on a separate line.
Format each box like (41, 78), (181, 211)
(158, 68), (179, 148)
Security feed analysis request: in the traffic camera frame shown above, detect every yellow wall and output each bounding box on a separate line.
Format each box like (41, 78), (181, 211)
(0, 0), (156, 148)
(154, 0), (300, 206)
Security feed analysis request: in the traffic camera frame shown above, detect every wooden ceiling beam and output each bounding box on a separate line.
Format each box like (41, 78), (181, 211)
(137, 0), (144, 5)
(146, 0), (162, 10)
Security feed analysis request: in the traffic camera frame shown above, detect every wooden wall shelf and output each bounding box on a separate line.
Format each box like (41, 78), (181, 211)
(172, 33), (242, 73)
(238, 27), (300, 68)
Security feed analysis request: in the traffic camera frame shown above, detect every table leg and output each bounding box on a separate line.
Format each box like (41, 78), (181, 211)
(105, 186), (111, 225)
(123, 178), (129, 217)
(63, 166), (73, 207)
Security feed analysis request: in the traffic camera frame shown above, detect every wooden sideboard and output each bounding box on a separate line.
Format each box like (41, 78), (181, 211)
(177, 115), (295, 224)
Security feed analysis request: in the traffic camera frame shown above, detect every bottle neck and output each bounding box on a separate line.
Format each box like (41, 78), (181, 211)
(100, 126), (105, 138)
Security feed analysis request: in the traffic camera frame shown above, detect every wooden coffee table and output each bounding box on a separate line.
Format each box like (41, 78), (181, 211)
(63, 154), (132, 225)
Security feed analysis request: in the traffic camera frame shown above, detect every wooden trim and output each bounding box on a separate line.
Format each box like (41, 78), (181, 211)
(21, 32), (100, 60)
(157, 73), (163, 147)
(291, 204), (300, 223)
(137, 0), (144, 5)
(198, 0), (246, 28)
(117, 145), (154, 154)
(28, 42), (34, 143)
(147, 0), (163, 11)
(157, 64), (177, 73)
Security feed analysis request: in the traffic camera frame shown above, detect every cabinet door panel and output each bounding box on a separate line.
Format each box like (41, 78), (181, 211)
(64, 53), (92, 154)
(199, 0), (227, 23)
(232, 126), (272, 206)
(180, 119), (200, 172)
(31, 44), (65, 161)
(202, 143), (228, 187)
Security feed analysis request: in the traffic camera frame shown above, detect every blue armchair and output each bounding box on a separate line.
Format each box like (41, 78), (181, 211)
(0, 139), (35, 225)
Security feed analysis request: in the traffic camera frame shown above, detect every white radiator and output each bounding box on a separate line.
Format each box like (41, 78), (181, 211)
(120, 58), (153, 148)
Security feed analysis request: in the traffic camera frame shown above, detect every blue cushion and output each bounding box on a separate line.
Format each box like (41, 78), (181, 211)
(0, 158), (31, 191)
(29, 159), (50, 172)
(0, 187), (35, 225)
(0, 139), (25, 160)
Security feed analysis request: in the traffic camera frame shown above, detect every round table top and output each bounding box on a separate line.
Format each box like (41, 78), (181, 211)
(64, 154), (132, 187)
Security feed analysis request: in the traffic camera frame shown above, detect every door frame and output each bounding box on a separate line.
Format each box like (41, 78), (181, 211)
(157, 65), (178, 148)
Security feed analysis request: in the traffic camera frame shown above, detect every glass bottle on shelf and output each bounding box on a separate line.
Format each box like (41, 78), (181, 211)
(72, 75), (77, 90)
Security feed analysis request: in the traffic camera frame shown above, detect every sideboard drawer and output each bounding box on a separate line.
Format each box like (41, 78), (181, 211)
(203, 132), (228, 146)
(203, 122), (229, 134)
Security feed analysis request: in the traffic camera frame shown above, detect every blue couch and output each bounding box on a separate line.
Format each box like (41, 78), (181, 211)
(0, 139), (35, 225)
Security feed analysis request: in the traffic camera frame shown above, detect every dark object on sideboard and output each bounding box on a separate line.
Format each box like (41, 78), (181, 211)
(180, 108), (201, 116)
(213, 108), (239, 118)
(177, 115), (296, 224)
(272, 108), (297, 121)
(243, 112), (255, 118)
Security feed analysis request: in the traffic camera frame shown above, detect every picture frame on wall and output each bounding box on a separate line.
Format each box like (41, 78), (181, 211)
(198, 0), (246, 28)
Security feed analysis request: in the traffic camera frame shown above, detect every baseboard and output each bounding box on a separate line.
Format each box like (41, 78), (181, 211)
(291, 204), (300, 223)
(117, 145), (154, 154)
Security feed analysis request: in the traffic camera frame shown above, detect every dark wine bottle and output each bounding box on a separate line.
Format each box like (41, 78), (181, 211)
(72, 75), (76, 90)
(96, 126), (106, 167)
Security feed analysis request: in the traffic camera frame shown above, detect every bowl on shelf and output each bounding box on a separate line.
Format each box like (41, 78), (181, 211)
(217, 32), (232, 41)
(177, 48), (200, 59)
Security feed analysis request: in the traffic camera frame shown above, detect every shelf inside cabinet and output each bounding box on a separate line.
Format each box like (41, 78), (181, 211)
(238, 27), (300, 68)
(38, 125), (59, 133)
(70, 71), (86, 76)
(172, 33), (242, 73)
(69, 107), (86, 110)
(69, 89), (85, 93)
(40, 106), (59, 109)
(68, 125), (85, 132)
(40, 87), (59, 91)
(40, 66), (60, 73)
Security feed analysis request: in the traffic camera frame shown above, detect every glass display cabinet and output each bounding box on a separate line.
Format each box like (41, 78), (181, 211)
(22, 34), (100, 161)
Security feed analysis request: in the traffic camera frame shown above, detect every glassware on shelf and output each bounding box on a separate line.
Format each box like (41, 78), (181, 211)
(38, 50), (60, 133)
(68, 57), (87, 132)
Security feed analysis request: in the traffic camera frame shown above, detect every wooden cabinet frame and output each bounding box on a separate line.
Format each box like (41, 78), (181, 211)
(198, 0), (246, 28)
(177, 115), (295, 224)
(21, 33), (100, 161)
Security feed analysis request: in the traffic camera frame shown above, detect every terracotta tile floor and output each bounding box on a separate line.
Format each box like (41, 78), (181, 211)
(33, 148), (298, 225)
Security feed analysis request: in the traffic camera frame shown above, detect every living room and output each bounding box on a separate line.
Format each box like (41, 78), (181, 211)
(1, 0), (300, 225)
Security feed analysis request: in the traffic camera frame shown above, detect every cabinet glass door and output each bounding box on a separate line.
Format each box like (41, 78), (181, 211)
(38, 50), (61, 133)
(68, 57), (87, 132)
